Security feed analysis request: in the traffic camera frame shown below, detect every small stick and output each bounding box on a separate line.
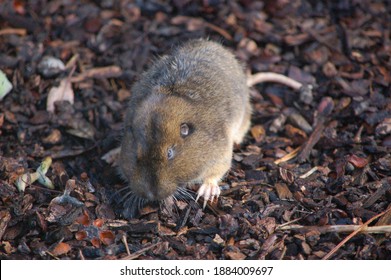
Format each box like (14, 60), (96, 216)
(120, 243), (161, 260)
(299, 166), (320, 179)
(322, 208), (391, 260)
(79, 249), (85, 260)
(205, 22), (233, 41)
(0, 28), (27, 36)
(277, 224), (391, 234)
(121, 234), (131, 256)
(297, 122), (324, 162)
(274, 146), (301, 165)
(71, 66), (122, 83)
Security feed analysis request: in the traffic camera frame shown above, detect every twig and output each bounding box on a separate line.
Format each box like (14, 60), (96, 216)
(274, 146), (301, 165)
(322, 208), (391, 260)
(71, 66), (122, 83)
(277, 224), (391, 234)
(0, 28), (27, 36)
(120, 243), (161, 260)
(46, 250), (60, 260)
(121, 234), (131, 256)
(277, 217), (303, 229)
(231, 179), (269, 187)
(363, 178), (391, 208)
(79, 249), (85, 260)
(297, 122), (324, 162)
(299, 166), (320, 179)
(205, 22), (233, 41)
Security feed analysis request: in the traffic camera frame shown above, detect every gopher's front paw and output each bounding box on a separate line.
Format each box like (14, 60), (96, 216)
(196, 179), (221, 209)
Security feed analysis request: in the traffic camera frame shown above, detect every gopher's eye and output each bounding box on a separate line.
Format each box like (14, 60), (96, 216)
(180, 123), (194, 137)
(167, 147), (175, 160)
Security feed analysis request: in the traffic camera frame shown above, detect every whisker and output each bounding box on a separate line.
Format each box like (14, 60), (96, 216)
(138, 196), (144, 211)
(119, 189), (135, 204)
(175, 187), (196, 203)
(113, 186), (132, 199)
(123, 194), (134, 209)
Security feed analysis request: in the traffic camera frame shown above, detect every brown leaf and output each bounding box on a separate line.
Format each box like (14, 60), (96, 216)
(250, 125), (265, 143)
(274, 183), (293, 200)
(93, 218), (104, 228)
(51, 242), (71, 256)
(91, 237), (101, 248)
(99, 230), (115, 246)
(347, 154), (369, 168)
(285, 124), (307, 144)
(76, 211), (90, 226)
(75, 231), (87, 241)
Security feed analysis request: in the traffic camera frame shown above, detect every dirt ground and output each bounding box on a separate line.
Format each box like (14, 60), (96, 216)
(0, 0), (390, 260)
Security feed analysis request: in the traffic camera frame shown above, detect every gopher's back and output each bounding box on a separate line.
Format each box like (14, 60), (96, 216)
(133, 39), (250, 143)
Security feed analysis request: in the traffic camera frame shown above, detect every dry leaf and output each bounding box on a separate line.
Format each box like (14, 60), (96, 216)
(47, 78), (74, 112)
(99, 230), (115, 245)
(285, 124), (308, 144)
(275, 183), (293, 200)
(250, 125), (265, 142)
(51, 242), (71, 256)
(347, 154), (369, 168)
(75, 231), (87, 240)
(91, 237), (101, 248)
(93, 218), (104, 227)
(76, 211), (90, 226)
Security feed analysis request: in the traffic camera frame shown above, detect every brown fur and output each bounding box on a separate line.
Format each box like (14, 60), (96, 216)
(119, 39), (251, 202)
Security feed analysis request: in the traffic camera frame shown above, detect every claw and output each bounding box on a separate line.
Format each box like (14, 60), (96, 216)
(196, 180), (221, 209)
